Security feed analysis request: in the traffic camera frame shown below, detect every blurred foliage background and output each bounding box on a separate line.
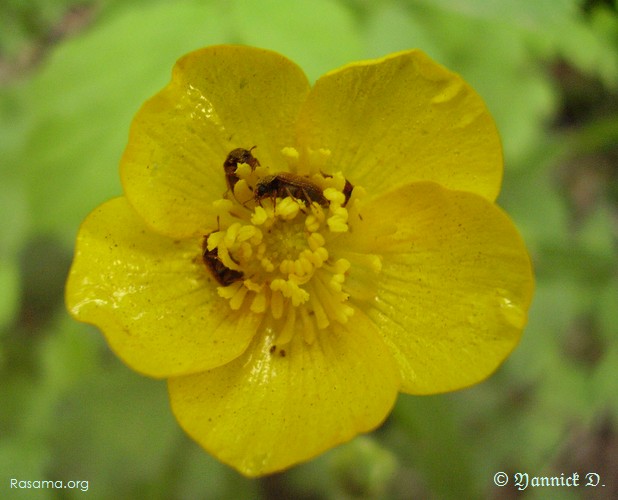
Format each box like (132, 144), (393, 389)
(1, 0), (618, 498)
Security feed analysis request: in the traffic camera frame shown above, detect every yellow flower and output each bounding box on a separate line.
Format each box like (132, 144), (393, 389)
(66, 45), (534, 476)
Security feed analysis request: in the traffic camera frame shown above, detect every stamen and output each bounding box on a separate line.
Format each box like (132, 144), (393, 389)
(299, 307), (317, 344)
(309, 292), (330, 330)
(203, 145), (374, 346)
(276, 306), (296, 345)
(229, 285), (248, 310)
(271, 290), (284, 319)
(250, 289), (267, 313)
(307, 232), (325, 251)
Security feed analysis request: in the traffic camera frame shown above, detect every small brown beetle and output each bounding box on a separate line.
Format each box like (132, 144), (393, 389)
(202, 236), (243, 286)
(223, 146), (260, 192)
(254, 172), (328, 208)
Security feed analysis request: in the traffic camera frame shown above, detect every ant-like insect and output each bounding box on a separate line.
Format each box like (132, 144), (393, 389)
(202, 234), (243, 286)
(223, 146), (260, 192)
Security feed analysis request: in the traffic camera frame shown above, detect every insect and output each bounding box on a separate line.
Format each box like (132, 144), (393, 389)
(223, 146), (260, 192)
(254, 172), (329, 207)
(202, 235), (243, 286)
(341, 178), (354, 207)
(268, 345), (286, 357)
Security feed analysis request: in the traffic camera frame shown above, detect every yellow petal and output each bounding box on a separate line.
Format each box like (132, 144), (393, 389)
(121, 45), (311, 238)
(65, 197), (260, 377)
(296, 49), (502, 201)
(343, 182), (534, 394)
(168, 313), (400, 477)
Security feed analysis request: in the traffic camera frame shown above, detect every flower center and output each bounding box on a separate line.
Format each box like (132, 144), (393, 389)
(202, 147), (362, 344)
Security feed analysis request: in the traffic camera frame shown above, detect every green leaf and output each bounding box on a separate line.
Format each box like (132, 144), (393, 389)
(597, 277), (618, 346)
(329, 437), (397, 499)
(172, 441), (260, 500)
(577, 204), (616, 259)
(46, 342), (179, 497)
(406, 0), (580, 31)
(230, 0), (362, 82)
(364, 2), (445, 60)
(499, 162), (570, 254)
(17, 0), (230, 244)
(0, 128), (29, 328)
(390, 395), (478, 498)
(549, 6), (618, 87)
(0, 439), (51, 496)
(0, 259), (20, 331)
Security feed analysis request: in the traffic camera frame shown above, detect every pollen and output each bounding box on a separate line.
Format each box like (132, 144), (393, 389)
(204, 147), (364, 344)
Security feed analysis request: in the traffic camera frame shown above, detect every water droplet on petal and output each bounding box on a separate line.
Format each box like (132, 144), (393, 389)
(497, 292), (527, 330)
